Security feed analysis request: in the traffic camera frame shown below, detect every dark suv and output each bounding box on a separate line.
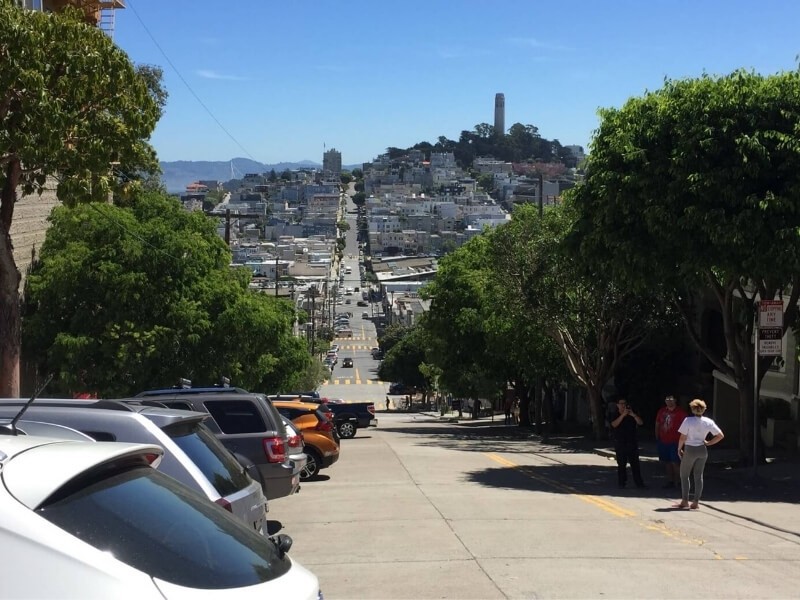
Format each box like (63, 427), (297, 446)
(134, 387), (303, 500)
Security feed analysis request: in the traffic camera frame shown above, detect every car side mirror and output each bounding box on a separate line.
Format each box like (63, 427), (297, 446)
(271, 533), (293, 557)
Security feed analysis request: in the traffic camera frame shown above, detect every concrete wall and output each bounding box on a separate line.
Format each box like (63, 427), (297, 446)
(10, 178), (61, 292)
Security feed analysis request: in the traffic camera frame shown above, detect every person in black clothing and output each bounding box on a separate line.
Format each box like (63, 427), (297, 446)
(610, 398), (646, 489)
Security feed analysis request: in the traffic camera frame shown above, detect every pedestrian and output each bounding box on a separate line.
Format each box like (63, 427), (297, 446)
(610, 398), (646, 489)
(385, 395), (391, 411)
(655, 395), (687, 488)
(677, 399), (724, 509)
(504, 395), (513, 425)
(512, 399), (520, 425)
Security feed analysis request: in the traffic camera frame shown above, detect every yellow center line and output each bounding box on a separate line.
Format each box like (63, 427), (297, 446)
(486, 453), (717, 553)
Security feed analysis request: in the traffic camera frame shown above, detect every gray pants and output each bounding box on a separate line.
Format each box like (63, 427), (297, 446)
(680, 444), (708, 503)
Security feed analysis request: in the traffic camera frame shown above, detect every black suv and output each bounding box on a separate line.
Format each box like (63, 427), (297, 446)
(133, 387), (303, 500)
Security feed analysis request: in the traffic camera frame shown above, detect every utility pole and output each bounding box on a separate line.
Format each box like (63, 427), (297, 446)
(275, 254), (279, 297)
(225, 208), (231, 246)
(538, 173), (544, 217)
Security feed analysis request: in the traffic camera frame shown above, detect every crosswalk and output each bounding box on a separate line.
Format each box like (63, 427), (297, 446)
(330, 344), (377, 351)
(320, 378), (386, 386)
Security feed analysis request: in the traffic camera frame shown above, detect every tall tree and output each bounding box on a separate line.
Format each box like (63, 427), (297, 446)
(22, 192), (310, 397)
(492, 204), (666, 438)
(0, 2), (163, 395)
(420, 236), (506, 408)
(570, 69), (800, 460)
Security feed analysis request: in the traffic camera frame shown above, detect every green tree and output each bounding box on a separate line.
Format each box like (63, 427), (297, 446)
(570, 69), (800, 460)
(352, 191), (367, 207)
(280, 169), (292, 181)
(354, 181), (365, 193)
(0, 3), (164, 395)
(477, 173), (495, 193)
(493, 203), (668, 438)
(268, 169), (277, 182)
(351, 168), (363, 179)
(377, 324), (431, 395)
(23, 192), (310, 397)
(337, 221), (351, 232)
(421, 236), (506, 411)
(340, 171), (353, 185)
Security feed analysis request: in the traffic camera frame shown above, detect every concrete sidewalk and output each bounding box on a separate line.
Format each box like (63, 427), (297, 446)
(422, 410), (799, 503)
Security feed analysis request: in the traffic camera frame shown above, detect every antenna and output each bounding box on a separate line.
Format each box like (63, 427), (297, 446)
(9, 373), (54, 434)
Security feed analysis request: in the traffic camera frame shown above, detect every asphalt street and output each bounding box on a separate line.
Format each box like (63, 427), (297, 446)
(272, 414), (800, 599)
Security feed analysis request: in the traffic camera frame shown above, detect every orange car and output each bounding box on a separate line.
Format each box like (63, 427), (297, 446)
(272, 400), (340, 480)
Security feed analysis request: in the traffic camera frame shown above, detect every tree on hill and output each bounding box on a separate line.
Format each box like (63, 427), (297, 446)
(23, 192), (311, 397)
(569, 69), (800, 461)
(0, 3), (164, 396)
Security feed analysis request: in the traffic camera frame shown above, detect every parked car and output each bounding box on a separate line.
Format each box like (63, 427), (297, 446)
(272, 401), (340, 480)
(134, 387), (304, 500)
(362, 312), (369, 319)
(357, 300), (368, 307)
(277, 396), (378, 440)
(280, 417), (307, 479)
(0, 435), (321, 599)
(342, 357), (354, 368)
(0, 399), (268, 533)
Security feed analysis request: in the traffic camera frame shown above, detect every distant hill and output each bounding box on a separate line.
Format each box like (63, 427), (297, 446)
(159, 157), (362, 193)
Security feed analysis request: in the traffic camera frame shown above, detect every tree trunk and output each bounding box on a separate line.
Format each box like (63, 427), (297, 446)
(518, 385), (531, 427)
(542, 382), (555, 434)
(587, 385), (605, 439)
(0, 160), (21, 397)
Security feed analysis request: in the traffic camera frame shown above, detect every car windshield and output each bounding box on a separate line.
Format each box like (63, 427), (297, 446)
(164, 421), (252, 497)
(38, 466), (290, 589)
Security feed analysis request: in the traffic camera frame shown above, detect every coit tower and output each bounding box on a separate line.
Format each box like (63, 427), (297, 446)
(494, 93), (505, 137)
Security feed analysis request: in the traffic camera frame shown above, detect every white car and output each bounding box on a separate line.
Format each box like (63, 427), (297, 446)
(0, 436), (322, 599)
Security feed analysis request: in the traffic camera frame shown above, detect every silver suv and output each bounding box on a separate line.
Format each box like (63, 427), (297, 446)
(134, 387), (305, 499)
(0, 399), (268, 533)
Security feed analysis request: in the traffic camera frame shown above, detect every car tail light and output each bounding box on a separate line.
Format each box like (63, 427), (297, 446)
(287, 433), (302, 448)
(215, 498), (233, 512)
(323, 410), (333, 422)
(143, 452), (162, 466)
(316, 419), (333, 433)
(367, 403), (375, 416)
(263, 436), (287, 463)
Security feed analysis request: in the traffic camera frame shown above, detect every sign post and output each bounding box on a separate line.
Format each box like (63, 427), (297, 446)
(754, 300), (784, 476)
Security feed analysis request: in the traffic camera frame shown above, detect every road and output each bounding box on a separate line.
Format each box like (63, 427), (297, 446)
(322, 185), (388, 405)
(272, 415), (800, 599)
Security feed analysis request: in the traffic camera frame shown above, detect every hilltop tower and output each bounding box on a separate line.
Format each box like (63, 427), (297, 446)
(494, 93), (505, 137)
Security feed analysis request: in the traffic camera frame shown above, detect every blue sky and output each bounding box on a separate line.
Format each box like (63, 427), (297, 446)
(115, 0), (800, 165)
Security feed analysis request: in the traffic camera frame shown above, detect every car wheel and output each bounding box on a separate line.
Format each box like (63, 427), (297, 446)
(300, 448), (321, 480)
(338, 421), (357, 439)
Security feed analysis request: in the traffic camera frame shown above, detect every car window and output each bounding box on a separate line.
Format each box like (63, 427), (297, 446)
(163, 401), (194, 411)
(163, 421), (252, 497)
(203, 400), (266, 434)
(38, 466), (290, 588)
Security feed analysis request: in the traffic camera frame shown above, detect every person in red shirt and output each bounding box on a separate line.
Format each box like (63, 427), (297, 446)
(655, 395), (687, 488)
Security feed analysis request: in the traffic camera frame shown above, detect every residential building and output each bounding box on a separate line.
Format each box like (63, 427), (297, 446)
(323, 148), (342, 176)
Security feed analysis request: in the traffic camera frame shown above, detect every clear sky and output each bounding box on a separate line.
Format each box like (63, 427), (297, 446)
(115, 0), (800, 166)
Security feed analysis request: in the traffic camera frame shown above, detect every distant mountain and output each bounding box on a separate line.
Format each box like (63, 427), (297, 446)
(159, 157), (362, 193)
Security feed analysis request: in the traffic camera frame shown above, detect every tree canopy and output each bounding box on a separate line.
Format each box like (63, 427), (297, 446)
(1, 2), (164, 395)
(23, 192), (312, 397)
(569, 68), (800, 458)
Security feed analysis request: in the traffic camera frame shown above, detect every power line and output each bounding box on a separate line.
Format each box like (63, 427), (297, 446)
(125, 0), (259, 163)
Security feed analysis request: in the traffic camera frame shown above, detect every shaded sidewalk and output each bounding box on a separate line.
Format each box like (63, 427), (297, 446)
(422, 410), (799, 502)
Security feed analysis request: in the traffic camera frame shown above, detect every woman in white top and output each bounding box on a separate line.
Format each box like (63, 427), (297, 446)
(677, 399), (724, 509)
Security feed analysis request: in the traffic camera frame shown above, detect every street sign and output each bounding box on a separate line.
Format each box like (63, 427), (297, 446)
(758, 327), (783, 357)
(759, 300), (784, 328)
